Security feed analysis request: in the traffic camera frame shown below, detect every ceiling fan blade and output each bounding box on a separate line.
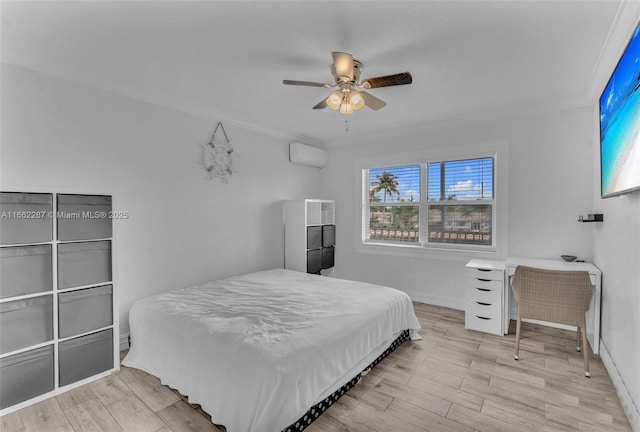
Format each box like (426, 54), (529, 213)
(283, 80), (332, 88)
(360, 91), (387, 110)
(312, 98), (328, 109)
(362, 72), (412, 89)
(332, 52), (354, 80)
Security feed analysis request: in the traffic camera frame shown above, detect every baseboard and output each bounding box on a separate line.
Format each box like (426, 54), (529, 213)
(600, 340), (640, 432)
(404, 291), (464, 311)
(119, 332), (130, 352)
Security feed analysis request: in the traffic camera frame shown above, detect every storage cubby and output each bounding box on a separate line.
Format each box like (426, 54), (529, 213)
(0, 295), (54, 355)
(0, 192), (53, 245)
(58, 285), (113, 339)
(0, 345), (54, 410)
(284, 199), (335, 276)
(59, 329), (113, 387)
(0, 191), (116, 414)
(57, 194), (112, 241)
(58, 240), (112, 289)
(0, 245), (52, 299)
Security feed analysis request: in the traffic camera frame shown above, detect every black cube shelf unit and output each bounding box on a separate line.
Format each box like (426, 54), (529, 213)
(284, 199), (335, 276)
(0, 191), (117, 413)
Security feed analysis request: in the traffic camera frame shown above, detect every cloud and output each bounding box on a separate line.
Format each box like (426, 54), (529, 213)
(403, 189), (418, 200)
(448, 180), (483, 199)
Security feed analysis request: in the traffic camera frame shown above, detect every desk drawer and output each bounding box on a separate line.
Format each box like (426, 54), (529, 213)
(465, 312), (502, 335)
(467, 267), (503, 281)
(467, 277), (502, 291)
(466, 299), (501, 318)
(467, 285), (502, 304)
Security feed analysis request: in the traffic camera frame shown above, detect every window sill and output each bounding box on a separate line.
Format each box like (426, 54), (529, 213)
(356, 240), (499, 262)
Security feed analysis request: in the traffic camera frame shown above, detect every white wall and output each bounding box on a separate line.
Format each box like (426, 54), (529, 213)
(321, 106), (595, 307)
(590, 107), (640, 430)
(3, 61), (637, 429)
(0, 63), (321, 337)
(322, 105), (639, 428)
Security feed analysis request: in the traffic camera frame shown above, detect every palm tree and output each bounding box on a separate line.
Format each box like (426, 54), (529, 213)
(371, 172), (400, 228)
(371, 172), (400, 203)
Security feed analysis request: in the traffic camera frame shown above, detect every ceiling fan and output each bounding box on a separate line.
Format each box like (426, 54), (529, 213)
(283, 52), (412, 115)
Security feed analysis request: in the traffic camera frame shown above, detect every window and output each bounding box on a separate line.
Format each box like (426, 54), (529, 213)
(364, 155), (496, 251)
(426, 158), (494, 246)
(368, 165), (421, 243)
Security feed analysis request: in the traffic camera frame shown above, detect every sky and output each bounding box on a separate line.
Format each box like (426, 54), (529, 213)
(600, 22), (640, 128)
(369, 157), (494, 203)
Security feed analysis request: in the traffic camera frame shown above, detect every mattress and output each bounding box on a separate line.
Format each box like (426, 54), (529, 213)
(122, 269), (421, 432)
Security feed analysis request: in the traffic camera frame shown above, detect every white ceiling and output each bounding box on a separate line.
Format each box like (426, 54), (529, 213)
(1, 1), (639, 146)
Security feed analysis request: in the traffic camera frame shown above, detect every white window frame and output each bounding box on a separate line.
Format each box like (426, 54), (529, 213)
(355, 140), (509, 261)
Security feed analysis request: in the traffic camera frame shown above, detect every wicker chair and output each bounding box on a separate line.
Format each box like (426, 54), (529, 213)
(511, 265), (593, 377)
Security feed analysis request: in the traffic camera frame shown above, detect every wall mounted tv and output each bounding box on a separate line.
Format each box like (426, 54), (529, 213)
(600, 21), (640, 198)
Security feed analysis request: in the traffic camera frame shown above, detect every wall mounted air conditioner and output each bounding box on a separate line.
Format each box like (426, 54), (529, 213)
(289, 143), (328, 168)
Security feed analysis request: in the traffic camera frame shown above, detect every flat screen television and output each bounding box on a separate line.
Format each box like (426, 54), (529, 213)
(600, 21), (640, 198)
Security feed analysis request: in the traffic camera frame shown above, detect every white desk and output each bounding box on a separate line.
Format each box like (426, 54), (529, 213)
(505, 257), (602, 355)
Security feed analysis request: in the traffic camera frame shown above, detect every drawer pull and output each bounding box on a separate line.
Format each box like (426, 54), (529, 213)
(477, 278), (491, 282)
(475, 316), (491, 320)
(476, 288), (491, 292)
(476, 302), (491, 306)
(477, 268), (491, 272)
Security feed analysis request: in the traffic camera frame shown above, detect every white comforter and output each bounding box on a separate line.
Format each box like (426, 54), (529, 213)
(122, 269), (421, 432)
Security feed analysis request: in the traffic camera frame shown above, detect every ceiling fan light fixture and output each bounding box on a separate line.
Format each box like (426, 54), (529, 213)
(328, 89), (364, 115)
(339, 100), (354, 115)
(350, 91), (365, 110)
(283, 51), (412, 122)
(326, 91), (342, 110)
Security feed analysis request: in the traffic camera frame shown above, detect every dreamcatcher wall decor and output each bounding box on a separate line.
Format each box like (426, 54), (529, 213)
(201, 122), (236, 183)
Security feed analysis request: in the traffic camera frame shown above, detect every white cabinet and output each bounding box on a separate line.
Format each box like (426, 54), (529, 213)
(0, 192), (117, 414)
(284, 199), (335, 276)
(465, 259), (505, 336)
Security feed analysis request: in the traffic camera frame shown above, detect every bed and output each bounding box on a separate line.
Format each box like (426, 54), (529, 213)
(122, 269), (421, 432)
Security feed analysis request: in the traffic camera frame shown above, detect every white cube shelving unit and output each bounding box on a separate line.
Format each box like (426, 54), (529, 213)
(0, 191), (118, 414)
(284, 199), (335, 276)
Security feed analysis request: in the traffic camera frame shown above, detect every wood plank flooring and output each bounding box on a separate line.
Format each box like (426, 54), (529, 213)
(1, 302), (632, 432)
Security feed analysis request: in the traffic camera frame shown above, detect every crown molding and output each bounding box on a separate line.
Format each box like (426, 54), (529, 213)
(583, 1), (640, 104)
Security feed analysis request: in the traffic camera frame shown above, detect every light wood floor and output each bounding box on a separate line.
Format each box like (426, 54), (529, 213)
(1, 302), (632, 432)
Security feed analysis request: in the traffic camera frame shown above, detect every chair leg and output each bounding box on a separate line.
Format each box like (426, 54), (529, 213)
(514, 312), (521, 360)
(576, 326), (582, 352)
(581, 323), (590, 378)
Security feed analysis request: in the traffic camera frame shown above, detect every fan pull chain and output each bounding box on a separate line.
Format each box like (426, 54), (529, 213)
(345, 117), (349, 132)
